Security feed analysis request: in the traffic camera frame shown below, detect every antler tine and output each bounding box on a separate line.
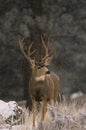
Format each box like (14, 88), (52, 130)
(19, 37), (29, 60)
(19, 37), (36, 65)
(41, 36), (49, 60)
(41, 36), (55, 66)
(27, 42), (36, 56)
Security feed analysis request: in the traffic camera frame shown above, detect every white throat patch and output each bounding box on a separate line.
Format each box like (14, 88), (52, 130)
(35, 75), (45, 81)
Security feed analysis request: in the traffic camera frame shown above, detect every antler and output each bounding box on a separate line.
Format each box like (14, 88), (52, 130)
(41, 36), (49, 60)
(19, 37), (36, 66)
(41, 36), (55, 65)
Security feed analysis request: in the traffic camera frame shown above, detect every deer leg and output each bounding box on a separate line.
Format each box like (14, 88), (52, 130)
(41, 96), (47, 121)
(31, 97), (37, 127)
(50, 98), (55, 106)
(50, 92), (56, 106)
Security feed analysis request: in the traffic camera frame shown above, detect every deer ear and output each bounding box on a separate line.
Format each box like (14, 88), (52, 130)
(44, 56), (53, 66)
(29, 59), (35, 69)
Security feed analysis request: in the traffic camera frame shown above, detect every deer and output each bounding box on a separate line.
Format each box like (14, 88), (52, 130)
(19, 36), (60, 127)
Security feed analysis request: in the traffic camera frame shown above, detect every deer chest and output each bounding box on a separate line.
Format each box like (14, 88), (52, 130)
(29, 79), (54, 101)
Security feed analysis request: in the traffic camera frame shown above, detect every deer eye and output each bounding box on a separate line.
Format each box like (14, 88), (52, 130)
(37, 66), (41, 69)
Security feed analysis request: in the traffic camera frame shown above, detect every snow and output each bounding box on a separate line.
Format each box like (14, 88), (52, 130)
(0, 100), (22, 120)
(70, 91), (83, 100)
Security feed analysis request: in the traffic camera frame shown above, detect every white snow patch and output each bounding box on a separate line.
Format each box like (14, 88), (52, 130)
(70, 91), (83, 100)
(0, 100), (22, 120)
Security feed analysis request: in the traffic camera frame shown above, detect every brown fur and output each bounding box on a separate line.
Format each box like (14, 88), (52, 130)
(29, 66), (60, 126)
(19, 36), (60, 127)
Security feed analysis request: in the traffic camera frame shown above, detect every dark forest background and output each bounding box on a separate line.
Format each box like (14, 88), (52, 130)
(0, 0), (86, 102)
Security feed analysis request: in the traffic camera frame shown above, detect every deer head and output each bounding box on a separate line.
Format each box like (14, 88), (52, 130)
(19, 36), (55, 81)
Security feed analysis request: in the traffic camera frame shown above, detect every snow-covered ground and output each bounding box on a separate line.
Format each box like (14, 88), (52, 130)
(0, 95), (86, 130)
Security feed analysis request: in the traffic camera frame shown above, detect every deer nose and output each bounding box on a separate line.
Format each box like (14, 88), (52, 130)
(46, 71), (50, 75)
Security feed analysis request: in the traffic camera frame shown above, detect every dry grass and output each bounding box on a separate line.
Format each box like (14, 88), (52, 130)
(0, 97), (86, 130)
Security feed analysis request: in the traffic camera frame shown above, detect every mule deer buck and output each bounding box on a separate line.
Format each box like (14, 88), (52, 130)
(19, 36), (60, 127)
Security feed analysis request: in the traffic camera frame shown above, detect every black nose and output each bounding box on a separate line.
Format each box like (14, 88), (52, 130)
(46, 71), (50, 75)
